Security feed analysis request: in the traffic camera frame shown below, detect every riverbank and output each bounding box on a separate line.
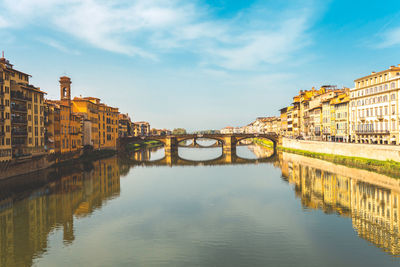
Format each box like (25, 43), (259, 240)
(254, 138), (400, 178)
(0, 149), (118, 180)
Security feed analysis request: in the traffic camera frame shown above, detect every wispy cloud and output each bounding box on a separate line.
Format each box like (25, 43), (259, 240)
(0, 0), (316, 70)
(377, 26), (400, 48)
(37, 37), (80, 55)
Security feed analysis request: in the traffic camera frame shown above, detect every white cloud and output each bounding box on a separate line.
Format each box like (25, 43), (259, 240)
(377, 27), (400, 48)
(0, 0), (316, 70)
(0, 16), (8, 28)
(37, 37), (80, 55)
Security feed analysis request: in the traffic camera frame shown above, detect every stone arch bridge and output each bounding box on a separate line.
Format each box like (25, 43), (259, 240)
(118, 133), (279, 153)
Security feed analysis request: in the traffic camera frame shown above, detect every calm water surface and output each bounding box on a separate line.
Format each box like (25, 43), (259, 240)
(1, 144), (400, 266)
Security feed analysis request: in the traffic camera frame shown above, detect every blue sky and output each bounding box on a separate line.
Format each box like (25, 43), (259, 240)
(0, 0), (400, 131)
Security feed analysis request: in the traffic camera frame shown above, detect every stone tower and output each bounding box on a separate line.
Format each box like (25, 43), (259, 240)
(60, 76), (72, 103)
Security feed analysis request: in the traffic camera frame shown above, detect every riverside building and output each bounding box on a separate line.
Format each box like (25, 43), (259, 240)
(350, 65), (400, 144)
(0, 56), (46, 161)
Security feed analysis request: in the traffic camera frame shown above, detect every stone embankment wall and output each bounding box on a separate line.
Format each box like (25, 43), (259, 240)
(282, 138), (400, 162)
(0, 150), (82, 180)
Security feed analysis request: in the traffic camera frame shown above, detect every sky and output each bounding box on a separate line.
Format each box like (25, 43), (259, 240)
(0, 0), (400, 131)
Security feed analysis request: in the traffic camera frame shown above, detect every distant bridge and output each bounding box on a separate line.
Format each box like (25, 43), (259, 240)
(118, 133), (279, 154)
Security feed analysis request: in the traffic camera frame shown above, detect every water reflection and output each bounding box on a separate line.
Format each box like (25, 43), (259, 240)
(1, 145), (400, 266)
(277, 152), (400, 255)
(0, 157), (120, 267)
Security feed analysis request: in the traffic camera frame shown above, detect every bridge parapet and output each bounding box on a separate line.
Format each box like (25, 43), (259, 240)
(119, 133), (279, 153)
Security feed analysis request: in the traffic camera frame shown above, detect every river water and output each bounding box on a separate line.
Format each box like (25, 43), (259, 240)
(0, 143), (400, 266)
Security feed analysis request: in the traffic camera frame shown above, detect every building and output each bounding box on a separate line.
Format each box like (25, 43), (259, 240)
(350, 65), (400, 144)
(279, 107), (288, 136)
(44, 77), (83, 154)
(330, 92), (350, 142)
(133, 121), (150, 136)
(150, 128), (171, 136)
(0, 56), (46, 161)
(71, 94), (119, 150)
(118, 113), (133, 137)
(220, 126), (234, 134)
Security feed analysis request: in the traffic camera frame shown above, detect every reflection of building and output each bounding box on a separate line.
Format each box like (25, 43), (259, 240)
(279, 153), (400, 255)
(0, 156), (120, 267)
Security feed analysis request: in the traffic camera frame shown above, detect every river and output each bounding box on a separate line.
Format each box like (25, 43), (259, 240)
(0, 142), (399, 266)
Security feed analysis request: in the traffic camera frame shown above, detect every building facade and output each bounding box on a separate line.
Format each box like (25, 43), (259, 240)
(350, 65), (400, 144)
(0, 57), (46, 161)
(133, 121), (150, 136)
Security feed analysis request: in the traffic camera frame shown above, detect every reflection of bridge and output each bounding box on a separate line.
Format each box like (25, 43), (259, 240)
(119, 133), (279, 154)
(127, 147), (276, 167)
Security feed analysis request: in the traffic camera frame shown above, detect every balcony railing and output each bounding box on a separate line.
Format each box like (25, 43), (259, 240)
(12, 130), (28, 136)
(355, 129), (389, 134)
(12, 138), (26, 146)
(11, 118), (27, 124)
(11, 105), (27, 113)
(11, 91), (32, 101)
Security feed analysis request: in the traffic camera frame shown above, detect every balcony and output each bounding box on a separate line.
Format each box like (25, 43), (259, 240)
(10, 91), (32, 102)
(377, 114), (384, 120)
(11, 117), (28, 125)
(12, 130), (28, 137)
(355, 129), (389, 134)
(11, 104), (27, 113)
(12, 138), (26, 146)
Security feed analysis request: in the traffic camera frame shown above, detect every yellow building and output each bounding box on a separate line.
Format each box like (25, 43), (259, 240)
(44, 100), (61, 153)
(330, 92), (350, 142)
(0, 56), (46, 161)
(44, 77), (82, 154)
(71, 96), (100, 148)
(133, 121), (150, 136)
(118, 113), (132, 137)
(69, 82), (119, 150)
(98, 103), (119, 149)
(279, 107), (288, 136)
(350, 64), (400, 144)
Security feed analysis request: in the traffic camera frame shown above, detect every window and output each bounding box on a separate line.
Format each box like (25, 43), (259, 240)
(391, 82), (396, 89)
(392, 105), (396, 115)
(391, 94), (396, 101)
